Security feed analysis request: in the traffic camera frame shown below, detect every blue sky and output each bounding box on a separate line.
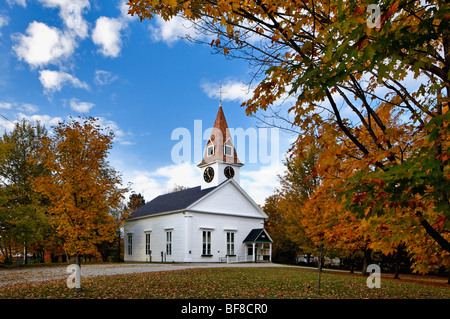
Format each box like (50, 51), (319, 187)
(0, 0), (294, 205)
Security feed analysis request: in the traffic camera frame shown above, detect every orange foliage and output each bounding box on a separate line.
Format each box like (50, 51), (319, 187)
(33, 117), (127, 260)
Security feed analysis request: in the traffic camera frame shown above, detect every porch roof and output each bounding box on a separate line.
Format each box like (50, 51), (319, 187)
(243, 228), (273, 243)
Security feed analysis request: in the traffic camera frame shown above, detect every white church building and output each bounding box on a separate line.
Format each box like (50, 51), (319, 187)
(124, 105), (273, 263)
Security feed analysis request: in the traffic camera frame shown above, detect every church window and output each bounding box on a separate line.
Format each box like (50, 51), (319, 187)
(166, 231), (172, 255)
(224, 144), (232, 156)
(145, 233), (151, 255)
(202, 230), (211, 256)
(207, 145), (214, 156)
(127, 234), (133, 255)
(227, 232), (235, 256)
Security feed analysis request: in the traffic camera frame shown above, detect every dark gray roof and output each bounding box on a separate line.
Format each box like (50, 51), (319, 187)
(243, 228), (273, 243)
(128, 186), (217, 219)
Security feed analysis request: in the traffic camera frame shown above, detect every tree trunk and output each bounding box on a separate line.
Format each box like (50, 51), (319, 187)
(317, 246), (323, 295)
(23, 244), (28, 265)
(394, 258), (400, 279)
(8, 244), (12, 263)
(394, 244), (405, 279)
(117, 230), (121, 262)
(306, 253), (312, 266)
(362, 248), (372, 275)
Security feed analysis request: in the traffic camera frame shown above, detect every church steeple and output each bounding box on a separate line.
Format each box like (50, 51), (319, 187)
(199, 106), (243, 189)
(199, 106), (242, 167)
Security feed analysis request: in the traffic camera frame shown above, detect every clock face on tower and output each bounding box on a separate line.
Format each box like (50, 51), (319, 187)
(224, 166), (235, 179)
(203, 167), (214, 183)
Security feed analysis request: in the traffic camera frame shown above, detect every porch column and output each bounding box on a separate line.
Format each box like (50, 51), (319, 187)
(269, 243), (272, 262)
(252, 243), (256, 262)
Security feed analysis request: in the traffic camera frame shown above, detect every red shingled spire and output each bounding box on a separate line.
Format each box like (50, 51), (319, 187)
(198, 106), (242, 167)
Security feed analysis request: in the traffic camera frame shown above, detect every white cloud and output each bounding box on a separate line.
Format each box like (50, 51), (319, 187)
(149, 14), (216, 46)
(16, 112), (62, 128)
(240, 164), (282, 205)
(0, 16), (8, 28)
(94, 70), (118, 86)
(6, 0), (26, 7)
(0, 117), (16, 131)
(91, 1), (136, 58)
(13, 21), (76, 68)
(69, 98), (95, 113)
(201, 79), (300, 115)
(154, 162), (201, 189)
(149, 15), (199, 46)
(123, 162), (201, 201)
(37, 0), (90, 39)
(18, 103), (39, 113)
(0, 102), (13, 109)
(120, 160), (280, 206)
(118, 0), (135, 21)
(0, 15), (9, 37)
(1, 101), (40, 115)
(200, 79), (254, 103)
(11, 1), (92, 96)
(125, 173), (161, 201)
(92, 16), (125, 57)
(39, 69), (89, 93)
(94, 116), (134, 145)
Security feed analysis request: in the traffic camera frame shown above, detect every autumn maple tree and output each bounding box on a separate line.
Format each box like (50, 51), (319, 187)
(273, 140), (373, 272)
(263, 194), (304, 264)
(128, 0), (449, 273)
(33, 117), (127, 268)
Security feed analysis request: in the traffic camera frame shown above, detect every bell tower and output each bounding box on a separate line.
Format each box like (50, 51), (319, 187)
(198, 105), (243, 190)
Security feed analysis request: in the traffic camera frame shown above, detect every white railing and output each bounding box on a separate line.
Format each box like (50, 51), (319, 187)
(219, 255), (266, 263)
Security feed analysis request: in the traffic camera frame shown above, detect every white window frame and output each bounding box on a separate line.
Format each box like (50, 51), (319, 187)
(224, 144), (233, 156)
(166, 231), (172, 255)
(202, 230), (212, 256)
(127, 234), (133, 255)
(145, 232), (151, 255)
(207, 145), (214, 156)
(226, 232), (235, 256)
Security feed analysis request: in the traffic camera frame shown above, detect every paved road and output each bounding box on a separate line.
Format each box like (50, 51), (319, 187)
(0, 262), (298, 287)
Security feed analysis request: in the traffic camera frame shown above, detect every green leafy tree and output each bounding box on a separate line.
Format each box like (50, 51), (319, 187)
(127, 193), (146, 211)
(0, 120), (49, 264)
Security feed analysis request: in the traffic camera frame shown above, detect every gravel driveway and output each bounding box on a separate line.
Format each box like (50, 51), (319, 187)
(0, 262), (290, 287)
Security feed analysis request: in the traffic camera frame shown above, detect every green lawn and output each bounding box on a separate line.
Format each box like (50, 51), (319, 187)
(0, 267), (448, 299)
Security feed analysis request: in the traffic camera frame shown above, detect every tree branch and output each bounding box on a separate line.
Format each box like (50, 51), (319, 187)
(416, 211), (450, 253)
(325, 88), (387, 170)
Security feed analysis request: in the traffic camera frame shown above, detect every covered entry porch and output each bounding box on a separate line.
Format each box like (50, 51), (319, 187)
(243, 228), (273, 262)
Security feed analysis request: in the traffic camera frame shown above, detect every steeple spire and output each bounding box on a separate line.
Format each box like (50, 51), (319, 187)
(198, 105), (242, 167)
(199, 104), (243, 189)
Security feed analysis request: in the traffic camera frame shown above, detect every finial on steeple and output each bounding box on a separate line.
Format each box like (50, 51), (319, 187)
(217, 85), (228, 107)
